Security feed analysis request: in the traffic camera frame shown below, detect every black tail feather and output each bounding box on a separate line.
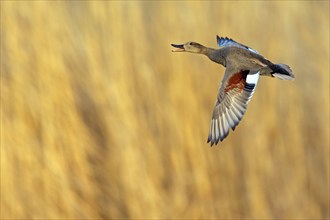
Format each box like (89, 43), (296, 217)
(271, 64), (294, 80)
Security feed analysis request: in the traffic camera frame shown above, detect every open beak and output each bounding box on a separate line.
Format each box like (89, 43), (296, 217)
(171, 44), (185, 52)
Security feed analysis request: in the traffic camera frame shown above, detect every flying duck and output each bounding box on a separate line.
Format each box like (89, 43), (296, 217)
(171, 36), (294, 146)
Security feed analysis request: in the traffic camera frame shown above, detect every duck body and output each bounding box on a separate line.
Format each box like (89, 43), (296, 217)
(171, 36), (294, 146)
(206, 45), (281, 77)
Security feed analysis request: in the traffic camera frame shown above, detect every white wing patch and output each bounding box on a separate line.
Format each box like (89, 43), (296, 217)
(246, 72), (260, 85)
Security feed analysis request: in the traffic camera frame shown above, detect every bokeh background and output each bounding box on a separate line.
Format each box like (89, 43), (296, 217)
(1, 1), (329, 219)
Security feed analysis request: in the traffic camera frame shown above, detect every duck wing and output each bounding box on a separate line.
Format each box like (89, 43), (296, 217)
(207, 66), (260, 146)
(217, 36), (259, 54)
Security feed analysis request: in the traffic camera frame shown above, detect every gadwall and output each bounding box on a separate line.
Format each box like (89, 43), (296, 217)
(171, 36), (294, 146)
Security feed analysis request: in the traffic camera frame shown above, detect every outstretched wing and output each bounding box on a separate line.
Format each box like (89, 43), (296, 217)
(217, 36), (259, 54)
(207, 68), (260, 146)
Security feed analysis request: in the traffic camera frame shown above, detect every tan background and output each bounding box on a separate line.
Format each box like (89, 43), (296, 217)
(1, 1), (329, 219)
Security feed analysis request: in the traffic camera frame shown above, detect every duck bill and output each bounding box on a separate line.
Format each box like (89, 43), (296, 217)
(171, 44), (185, 52)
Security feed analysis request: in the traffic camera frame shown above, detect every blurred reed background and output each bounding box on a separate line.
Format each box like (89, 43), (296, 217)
(1, 1), (329, 219)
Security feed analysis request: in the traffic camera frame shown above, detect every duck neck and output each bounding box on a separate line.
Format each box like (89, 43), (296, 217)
(202, 47), (226, 66)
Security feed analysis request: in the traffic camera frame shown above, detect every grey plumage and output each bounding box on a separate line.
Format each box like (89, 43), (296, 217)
(171, 36), (294, 146)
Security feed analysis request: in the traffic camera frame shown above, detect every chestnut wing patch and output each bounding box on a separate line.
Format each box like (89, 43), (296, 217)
(207, 70), (259, 146)
(224, 70), (248, 93)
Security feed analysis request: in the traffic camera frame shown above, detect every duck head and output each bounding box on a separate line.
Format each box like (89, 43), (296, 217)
(171, 42), (205, 53)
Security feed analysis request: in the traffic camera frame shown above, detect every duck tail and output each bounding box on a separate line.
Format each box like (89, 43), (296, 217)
(271, 64), (295, 80)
